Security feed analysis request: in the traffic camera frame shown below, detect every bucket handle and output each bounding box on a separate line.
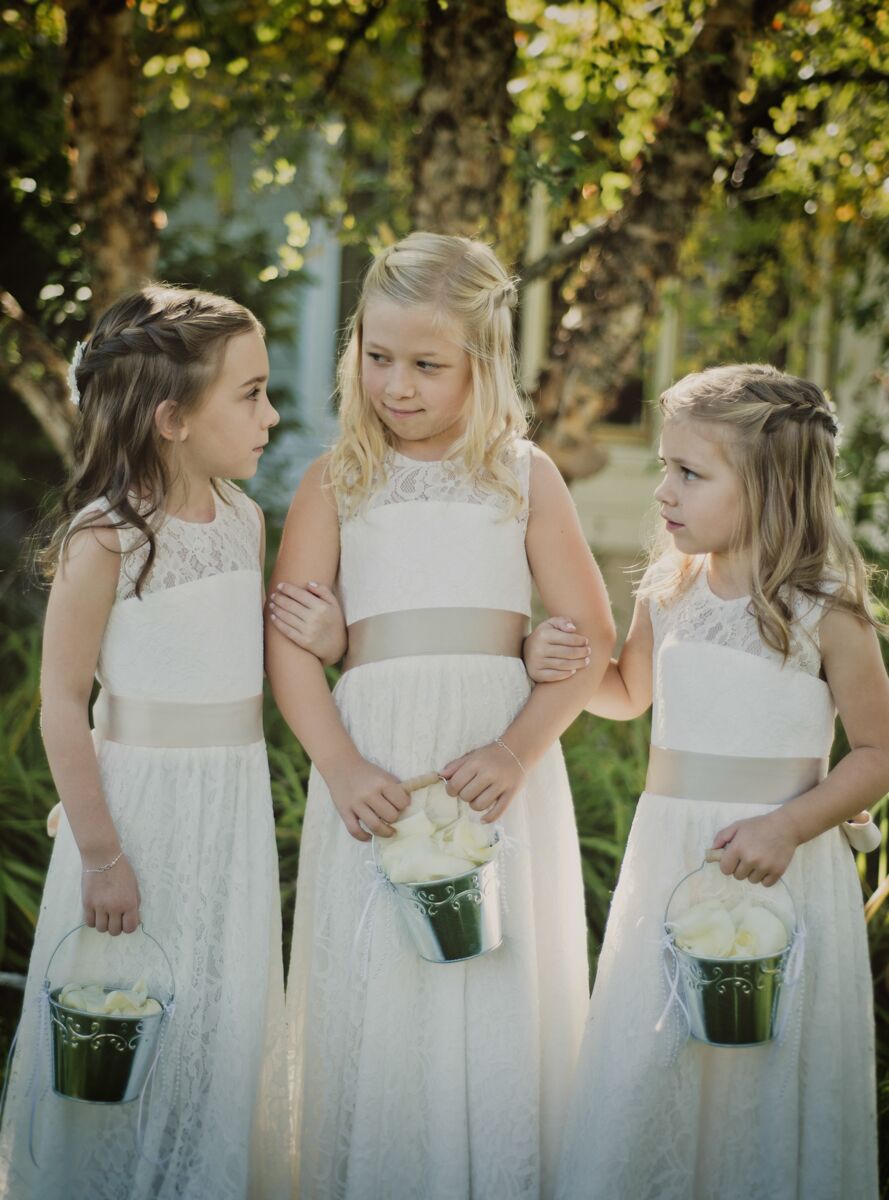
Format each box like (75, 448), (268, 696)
(371, 767), (485, 876)
(663, 852), (798, 930)
(43, 923), (176, 1004)
(402, 770), (470, 831)
(400, 771), (442, 794)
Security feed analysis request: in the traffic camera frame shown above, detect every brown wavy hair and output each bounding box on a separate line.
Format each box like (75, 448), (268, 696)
(640, 363), (885, 657)
(41, 284), (262, 595)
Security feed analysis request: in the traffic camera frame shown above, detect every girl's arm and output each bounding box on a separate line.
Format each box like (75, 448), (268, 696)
(441, 448), (617, 820)
(584, 597), (653, 720)
(253, 493), (347, 667)
(40, 526), (141, 935)
(265, 458), (409, 841)
(268, 581), (347, 666)
(523, 592), (654, 719)
(714, 606), (889, 885)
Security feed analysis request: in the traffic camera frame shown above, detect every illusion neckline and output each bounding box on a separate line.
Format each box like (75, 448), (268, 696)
(702, 562), (751, 605)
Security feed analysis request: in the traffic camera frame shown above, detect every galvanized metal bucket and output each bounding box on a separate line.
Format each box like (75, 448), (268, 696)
(45, 925), (175, 1104)
(664, 856), (798, 1048)
(388, 849), (502, 963)
(377, 771), (503, 964)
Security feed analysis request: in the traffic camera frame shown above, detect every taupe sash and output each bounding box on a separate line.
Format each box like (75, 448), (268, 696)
(93, 691), (263, 748)
(344, 607), (528, 672)
(646, 745), (828, 807)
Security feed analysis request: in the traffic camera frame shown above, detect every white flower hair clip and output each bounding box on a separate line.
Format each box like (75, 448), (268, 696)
(67, 339), (86, 407)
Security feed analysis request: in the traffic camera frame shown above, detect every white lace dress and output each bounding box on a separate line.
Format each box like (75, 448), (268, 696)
(0, 486), (291, 1200)
(556, 557), (878, 1200)
(286, 444), (590, 1200)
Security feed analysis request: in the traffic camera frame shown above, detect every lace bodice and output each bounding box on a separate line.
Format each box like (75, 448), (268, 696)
(75, 486), (265, 703)
(105, 485), (260, 599)
(336, 441), (534, 626)
(646, 554), (837, 760)
(647, 554), (828, 679)
(344, 445), (531, 526)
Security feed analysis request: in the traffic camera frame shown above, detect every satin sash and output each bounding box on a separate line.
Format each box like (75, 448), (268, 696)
(93, 691), (264, 748)
(343, 607), (528, 672)
(645, 745), (828, 807)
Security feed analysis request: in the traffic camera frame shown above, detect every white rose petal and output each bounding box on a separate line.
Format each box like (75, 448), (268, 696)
(732, 905), (789, 957)
(670, 900), (736, 958)
(448, 817), (496, 864)
(382, 841), (476, 884)
(416, 781), (459, 827)
(58, 978), (162, 1017)
(389, 809), (437, 841)
(672, 898), (791, 959)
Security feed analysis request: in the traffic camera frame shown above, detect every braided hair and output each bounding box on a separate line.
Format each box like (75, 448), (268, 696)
(641, 362), (883, 655)
(43, 284), (262, 594)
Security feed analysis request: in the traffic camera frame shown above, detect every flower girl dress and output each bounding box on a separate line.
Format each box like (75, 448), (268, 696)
(0, 486), (290, 1200)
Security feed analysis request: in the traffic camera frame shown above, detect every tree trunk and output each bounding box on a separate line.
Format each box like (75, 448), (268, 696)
(1, 292), (77, 464)
(410, 0), (516, 238)
(533, 0), (784, 479)
(2, 2), (160, 460)
(62, 0), (159, 317)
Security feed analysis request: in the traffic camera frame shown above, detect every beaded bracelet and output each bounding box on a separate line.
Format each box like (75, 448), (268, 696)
(82, 849), (124, 875)
(495, 737), (526, 776)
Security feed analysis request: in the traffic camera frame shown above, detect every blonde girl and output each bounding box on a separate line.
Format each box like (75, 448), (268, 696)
(1, 286), (291, 1200)
(528, 364), (887, 1200)
(267, 232), (616, 1200)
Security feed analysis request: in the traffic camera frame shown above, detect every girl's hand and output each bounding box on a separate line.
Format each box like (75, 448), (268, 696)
(268, 581), (347, 665)
(326, 758), (411, 842)
(82, 854), (141, 936)
(439, 742), (525, 824)
(711, 810), (801, 887)
(523, 617), (590, 683)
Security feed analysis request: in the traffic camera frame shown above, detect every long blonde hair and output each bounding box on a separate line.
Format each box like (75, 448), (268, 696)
(327, 232), (529, 514)
(42, 284), (262, 595)
(641, 363), (884, 656)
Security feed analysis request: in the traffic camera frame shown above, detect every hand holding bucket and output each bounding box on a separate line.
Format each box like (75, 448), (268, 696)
(45, 924), (175, 1104)
(373, 770), (503, 964)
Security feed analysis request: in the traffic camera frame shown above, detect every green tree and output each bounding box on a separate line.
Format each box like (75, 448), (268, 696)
(1, 0), (887, 472)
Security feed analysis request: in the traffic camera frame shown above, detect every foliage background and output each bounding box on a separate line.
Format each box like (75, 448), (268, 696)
(1, 0), (888, 1190)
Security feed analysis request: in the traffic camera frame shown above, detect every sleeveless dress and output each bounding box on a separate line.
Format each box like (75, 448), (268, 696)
(285, 443), (590, 1200)
(0, 486), (290, 1200)
(556, 556), (878, 1200)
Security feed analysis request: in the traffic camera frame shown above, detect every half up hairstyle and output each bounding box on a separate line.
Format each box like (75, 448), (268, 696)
(327, 231), (529, 515)
(42, 284), (262, 595)
(641, 362), (886, 657)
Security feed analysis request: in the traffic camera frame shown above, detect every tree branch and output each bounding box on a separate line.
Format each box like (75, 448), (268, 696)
(1, 291), (76, 463)
(317, 0), (389, 104)
(520, 217), (610, 287)
(519, 20), (885, 293)
(62, 0), (159, 316)
(532, 0), (787, 476)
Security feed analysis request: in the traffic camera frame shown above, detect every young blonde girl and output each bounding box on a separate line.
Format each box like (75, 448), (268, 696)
(267, 232), (616, 1200)
(527, 364), (887, 1200)
(0, 286), (291, 1200)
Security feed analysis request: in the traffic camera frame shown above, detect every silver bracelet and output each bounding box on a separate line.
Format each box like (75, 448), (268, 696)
(83, 849), (124, 874)
(495, 737), (526, 776)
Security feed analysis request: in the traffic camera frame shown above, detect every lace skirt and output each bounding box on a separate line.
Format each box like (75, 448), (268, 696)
(285, 654), (589, 1200)
(0, 740), (291, 1200)
(555, 792), (879, 1200)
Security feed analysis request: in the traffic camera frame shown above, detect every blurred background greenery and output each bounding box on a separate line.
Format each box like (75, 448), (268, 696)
(2, 0), (888, 1189)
